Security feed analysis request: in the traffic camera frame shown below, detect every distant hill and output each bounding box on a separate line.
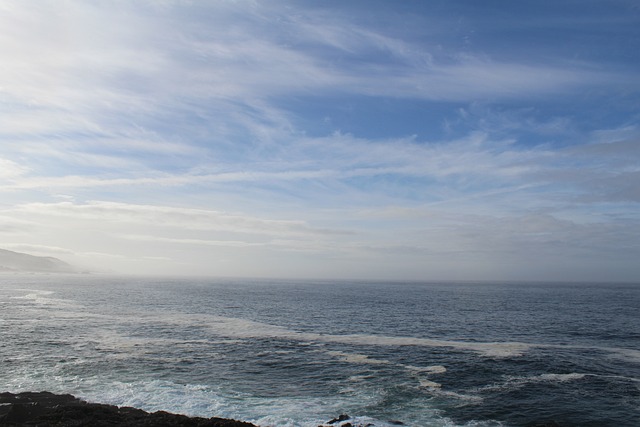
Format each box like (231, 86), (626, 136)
(0, 248), (76, 273)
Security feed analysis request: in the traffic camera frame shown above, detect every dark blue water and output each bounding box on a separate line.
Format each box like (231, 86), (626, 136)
(1, 275), (638, 426)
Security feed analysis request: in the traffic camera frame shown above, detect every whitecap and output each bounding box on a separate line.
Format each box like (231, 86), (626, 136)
(9, 288), (82, 311)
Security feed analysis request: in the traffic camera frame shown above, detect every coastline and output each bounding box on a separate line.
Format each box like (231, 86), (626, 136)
(0, 392), (368, 427)
(0, 392), (258, 426)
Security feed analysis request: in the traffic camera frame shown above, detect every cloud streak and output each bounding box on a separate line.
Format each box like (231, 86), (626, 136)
(0, 1), (638, 281)
(11, 201), (347, 238)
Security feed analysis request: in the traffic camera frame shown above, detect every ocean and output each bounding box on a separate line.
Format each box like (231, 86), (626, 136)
(1, 275), (638, 426)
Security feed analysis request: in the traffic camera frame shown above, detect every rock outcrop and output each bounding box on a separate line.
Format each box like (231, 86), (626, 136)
(0, 392), (257, 426)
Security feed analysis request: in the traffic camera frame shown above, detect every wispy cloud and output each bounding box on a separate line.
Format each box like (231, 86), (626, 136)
(11, 201), (347, 238)
(0, 158), (28, 179)
(0, 1), (638, 280)
(119, 234), (265, 248)
(1, 243), (75, 255)
(8, 126), (633, 214)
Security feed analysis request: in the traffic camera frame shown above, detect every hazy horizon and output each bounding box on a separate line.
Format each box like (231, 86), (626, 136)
(1, 1), (639, 282)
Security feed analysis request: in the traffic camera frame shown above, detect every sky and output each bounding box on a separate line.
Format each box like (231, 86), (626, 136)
(0, 0), (639, 282)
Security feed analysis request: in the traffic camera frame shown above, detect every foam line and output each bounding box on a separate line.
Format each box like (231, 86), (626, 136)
(9, 288), (637, 361)
(326, 350), (391, 365)
(404, 365), (447, 374)
(159, 313), (534, 357)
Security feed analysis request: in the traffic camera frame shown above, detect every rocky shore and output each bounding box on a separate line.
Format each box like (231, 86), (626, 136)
(0, 392), (257, 426)
(0, 392), (412, 427)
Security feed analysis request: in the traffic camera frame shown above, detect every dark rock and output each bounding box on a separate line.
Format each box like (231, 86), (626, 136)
(327, 414), (350, 424)
(0, 391), (257, 426)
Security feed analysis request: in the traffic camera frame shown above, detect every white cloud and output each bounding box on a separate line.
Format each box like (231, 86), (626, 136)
(0, 1), (637, 281)
(0, 131), (546, 197)
(119, 234), (265, 248)
(0, 1), (629, 196)
(0, 158), (28, 179)
(0, 1), (624, 121)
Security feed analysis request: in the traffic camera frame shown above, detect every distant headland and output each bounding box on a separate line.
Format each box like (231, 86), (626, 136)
(0, 248), (76, 273)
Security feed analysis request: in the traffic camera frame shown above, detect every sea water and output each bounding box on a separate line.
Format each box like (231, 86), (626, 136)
(0, 275), (638, 426)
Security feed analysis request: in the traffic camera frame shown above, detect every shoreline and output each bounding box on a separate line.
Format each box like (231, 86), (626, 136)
(0, 391), (258, 426)
(0, 392), (367, 427)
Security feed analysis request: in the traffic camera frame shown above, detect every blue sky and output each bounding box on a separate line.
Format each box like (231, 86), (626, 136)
(1, 0), (639, 281)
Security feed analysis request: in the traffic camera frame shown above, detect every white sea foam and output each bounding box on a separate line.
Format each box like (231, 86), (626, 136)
(326, 350), (391, 365)
(479, 372), (587, 393)
(9, 288), (85, 313)
(91, 309), (640, 368)
(107, 310), (527, 358)
(403, 364), (448, 390)
(235, 388), (426, 427)
(419, 378), (442, 388)
(253, 414), (416, 427)
(537, 373), (586, 382)
(169, 313), (533, 357)
(2, 370), (229, 419)
(4, 368), (449, 427)
(22, 289), (55, 298)
(404, 364), (447, 374)
(347, 375), (376, 382)
(431, 389), (484, 404)
(80, 380), (228, 417)
(3, 287), (534, 359)
(604, 347), (640, 364)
